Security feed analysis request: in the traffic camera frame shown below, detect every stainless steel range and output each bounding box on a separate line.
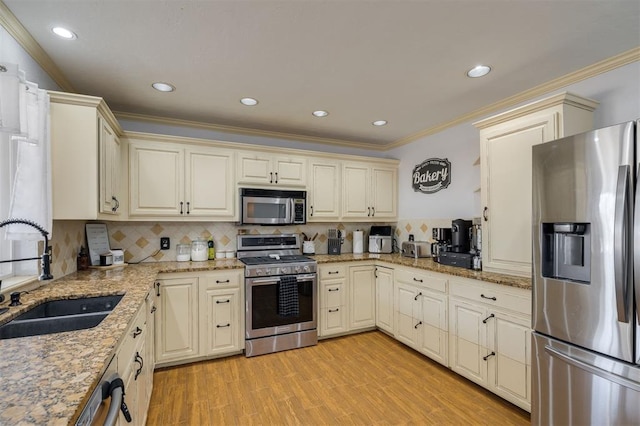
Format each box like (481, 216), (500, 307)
(237, 233), (317, 357)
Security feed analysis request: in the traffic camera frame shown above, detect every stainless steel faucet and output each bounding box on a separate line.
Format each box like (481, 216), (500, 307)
(0, 219), (53, 281)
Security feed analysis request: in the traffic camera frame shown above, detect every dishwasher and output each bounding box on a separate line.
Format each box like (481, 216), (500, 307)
(75, 355), (131, 426)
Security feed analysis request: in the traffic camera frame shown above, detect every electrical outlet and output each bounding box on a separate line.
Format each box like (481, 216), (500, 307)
(160, 237), (170, 250)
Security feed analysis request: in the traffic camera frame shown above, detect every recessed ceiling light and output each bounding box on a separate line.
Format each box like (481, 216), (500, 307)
(467, 65), (491, 78)
(240, 97), (258, 106)
(372, 120), (387, 126)
(312, 110), (329, 117)
(51, 26), (77, 40)
(152, 82), (175, 92)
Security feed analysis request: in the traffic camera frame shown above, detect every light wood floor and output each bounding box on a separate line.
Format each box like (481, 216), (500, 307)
(147, 331), (530, 425)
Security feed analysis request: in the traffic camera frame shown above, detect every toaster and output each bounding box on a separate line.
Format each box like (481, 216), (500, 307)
(401, 241), (432, 258)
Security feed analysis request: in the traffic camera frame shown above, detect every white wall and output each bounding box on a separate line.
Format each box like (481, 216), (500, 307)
(389, 60), (640, 221)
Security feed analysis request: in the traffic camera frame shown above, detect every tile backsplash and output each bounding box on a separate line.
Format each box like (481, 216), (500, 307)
(48, 217), (469, 278)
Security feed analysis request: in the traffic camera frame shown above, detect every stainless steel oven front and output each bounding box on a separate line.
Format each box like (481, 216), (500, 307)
(245, 273), (317, 357)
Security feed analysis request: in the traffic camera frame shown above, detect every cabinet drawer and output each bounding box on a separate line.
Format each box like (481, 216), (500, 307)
(203, 270), (242, 289)
(323, 284), (344, 308)
(395, 268), (447, 293)
(320, 264), (346, 279)
(450, 278), (531, 315)
(118, 303), (146, 376)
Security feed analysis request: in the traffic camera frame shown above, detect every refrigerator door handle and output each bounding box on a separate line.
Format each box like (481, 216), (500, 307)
(614, 165), (630, 323)
(545, 344), (640, 392)
(635, 167), (640, 324)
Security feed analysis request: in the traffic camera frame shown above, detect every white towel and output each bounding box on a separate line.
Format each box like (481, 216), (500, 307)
(0, 63), (23, 134)
(6, 86), (52, 241)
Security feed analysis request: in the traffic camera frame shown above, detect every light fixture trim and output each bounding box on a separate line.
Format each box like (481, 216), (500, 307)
(312, 110), (329, 117)
(51, 26), (77, 40)
(240, 97), (259, 106)
(467, 65), (491, 78)
(151, 82), (176, 92)
(372, 120), (388, 126)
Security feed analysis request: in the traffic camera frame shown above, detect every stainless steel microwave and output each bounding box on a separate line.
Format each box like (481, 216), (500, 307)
(240, 188), (306, 225)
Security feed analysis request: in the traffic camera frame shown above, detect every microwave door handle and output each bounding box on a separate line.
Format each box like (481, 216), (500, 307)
(634, 167), (640, 324)
(614, 165), (630, 323)
(289, 198), (295, 222)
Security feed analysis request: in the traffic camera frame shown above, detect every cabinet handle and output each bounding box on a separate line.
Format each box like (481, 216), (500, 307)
(414, 292), (422, 301)
(413, 277), (423, 283)
(375, 268), (378, 278)
(371, 207), (375, 216)
(275, 172), (278, 184)
(414, 320), (423, 329)
(368, 207), (371, 217)
(179, 201), (184, 215)
(329, 308), (339, 313)
(134, 352), (144, 380)
(216, 299), (231, 304)
(216, 323), (231, 328)
(328, 288), (340, 292)
(310, 206), (313, 217)
(150, 306), (156, 314)
(186, 201), (190, 214)
(483, 351), (496, 361)
(482, 313), (495, 324)
(132, 326), (142, 338)
(155, 281), (161, 297)
(216, 279), (230, 284)
(483, 206), (488, 221)
(270, 172), (273, 183)
(328, 271), (339, 275)
(480, 294), (497, 301)
(111, 196), (119, 212)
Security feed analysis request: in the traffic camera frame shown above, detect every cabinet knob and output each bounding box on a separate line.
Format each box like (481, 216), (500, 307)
(111, 196), (119, 212)
(179, 201), (184, 215)
(132, 326), (142, 338)
(270, 172), (273, 183)
(371, 207), (375, 216)
(413, 277), (423, 283)
(480, 294), (497, 301)
(368, 207), (371, 217)
(483, 351), (496, 361)
(329, 308), (339, 313)
(186, 201), (190, 214)
(414, 320), (423, 329)
(216, 279), (230, 284)
(274, 172), (278, 184)
(310, 206), (313, 216)
(482, 313), (495, 324)
(216, 323), (231, 328)
(216, 299), (231, 304)
(414, 292), (422, 301)
(328, 288), (339, 292)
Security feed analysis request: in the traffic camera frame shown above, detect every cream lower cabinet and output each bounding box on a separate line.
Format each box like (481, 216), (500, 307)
(155, 271), (243, 367)
(348, 264), (376, 330)
(448, 277), (531, 412)
(394, 267), (448, 366)
(237, 151), (307, 187)
(474, 92), (597, 277)
(375, 266), (394, 334)
(342, 162), (397, 221)
(129, 138), (235, 219)
(319, 264), (348, 337)
(307, 159), (341, 221)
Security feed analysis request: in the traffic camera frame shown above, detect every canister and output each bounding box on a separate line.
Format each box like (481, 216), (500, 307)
(176, 244), (190, 262)
(111, 249), (124, 265)
(191, 239), (208, 262)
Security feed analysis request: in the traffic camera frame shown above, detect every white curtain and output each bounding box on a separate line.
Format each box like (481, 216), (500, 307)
(0, 62), (52, 241)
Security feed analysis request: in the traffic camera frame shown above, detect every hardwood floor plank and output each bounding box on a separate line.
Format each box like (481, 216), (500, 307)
(148, 331), (530, 425)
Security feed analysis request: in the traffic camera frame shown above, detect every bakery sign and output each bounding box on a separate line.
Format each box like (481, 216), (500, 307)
(412, 158), (451, 194)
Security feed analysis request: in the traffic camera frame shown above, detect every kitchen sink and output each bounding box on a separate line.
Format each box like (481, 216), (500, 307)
(0, 295), (123, 340)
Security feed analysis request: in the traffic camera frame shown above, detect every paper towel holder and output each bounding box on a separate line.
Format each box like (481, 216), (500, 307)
(353, 229), (364, 254)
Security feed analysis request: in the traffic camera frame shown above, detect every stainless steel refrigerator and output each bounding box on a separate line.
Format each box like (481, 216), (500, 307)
(532, 120), (640, 424)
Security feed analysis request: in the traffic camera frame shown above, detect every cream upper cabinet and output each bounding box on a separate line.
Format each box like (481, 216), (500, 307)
(237, 151), (306, 187)
(342, 162), (397, 221)
(474, 92), (597, 277)
(129, 138), (235, 219)
(49, 91), (124, 220)
(307, 159), (341, 221)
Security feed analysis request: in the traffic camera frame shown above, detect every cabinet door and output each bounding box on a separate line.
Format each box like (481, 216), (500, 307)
(375, 267), (394, 334)
(371, 166), (397, 219)
(202, 288), (240, 356)
(237, 152), (272, 185)
(185, 148), (235, 218)
(155, 277), (199, 364)
(349, 265), (376, 330)
(319, 278), (347, 337)
(130, 142), (184, 216)
(449, 297), (488, 384)
(394, 282), (420, 348)
(418, 291), (448, 366)
(488, 311), (531, 410)
(273, 156), (307, 187)
(99, 116), (121, 215)
(342, 163), (370, 218)
(308, 161), (341, 221)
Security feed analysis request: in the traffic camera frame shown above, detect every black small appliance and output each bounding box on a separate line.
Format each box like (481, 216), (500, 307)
(451, 219), (472, 253)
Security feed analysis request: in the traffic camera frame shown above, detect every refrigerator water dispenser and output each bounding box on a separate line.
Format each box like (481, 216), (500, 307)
(541, 223), (591, 283)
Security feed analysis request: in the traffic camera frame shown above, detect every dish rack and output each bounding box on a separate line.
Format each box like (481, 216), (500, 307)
(328, 229), (343, 255)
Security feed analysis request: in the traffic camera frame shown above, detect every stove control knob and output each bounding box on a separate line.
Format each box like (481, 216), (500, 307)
(294, 265), (302, 273)
(303, 265), (310, 272)
(256, 269), (263, 276)
(265, 268), (272, 275)
(281, 267), (290, 274)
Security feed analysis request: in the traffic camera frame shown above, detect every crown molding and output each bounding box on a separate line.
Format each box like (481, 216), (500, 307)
(0, 1), (75, 92)
(114, 110), (386, 152)
(388, 47), (640, 149)
(48, 90), (123, 135)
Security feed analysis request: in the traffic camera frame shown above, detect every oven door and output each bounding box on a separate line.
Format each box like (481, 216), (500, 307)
(242, 196), (293, 225)
(246, 273), (317, 339)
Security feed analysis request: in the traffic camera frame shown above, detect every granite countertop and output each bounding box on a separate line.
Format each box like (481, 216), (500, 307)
(0, 254), (528, 425)
(312, 253), (532, 290)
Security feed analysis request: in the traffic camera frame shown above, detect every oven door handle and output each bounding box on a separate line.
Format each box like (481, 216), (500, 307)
(249, 274), (316, 286)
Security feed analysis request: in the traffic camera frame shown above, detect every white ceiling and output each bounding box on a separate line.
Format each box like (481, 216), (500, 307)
(4, 0), (640, 149)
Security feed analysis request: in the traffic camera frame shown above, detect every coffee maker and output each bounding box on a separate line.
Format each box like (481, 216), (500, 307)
(438, 219), (475, 269)
(431, 228), (451, 262)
